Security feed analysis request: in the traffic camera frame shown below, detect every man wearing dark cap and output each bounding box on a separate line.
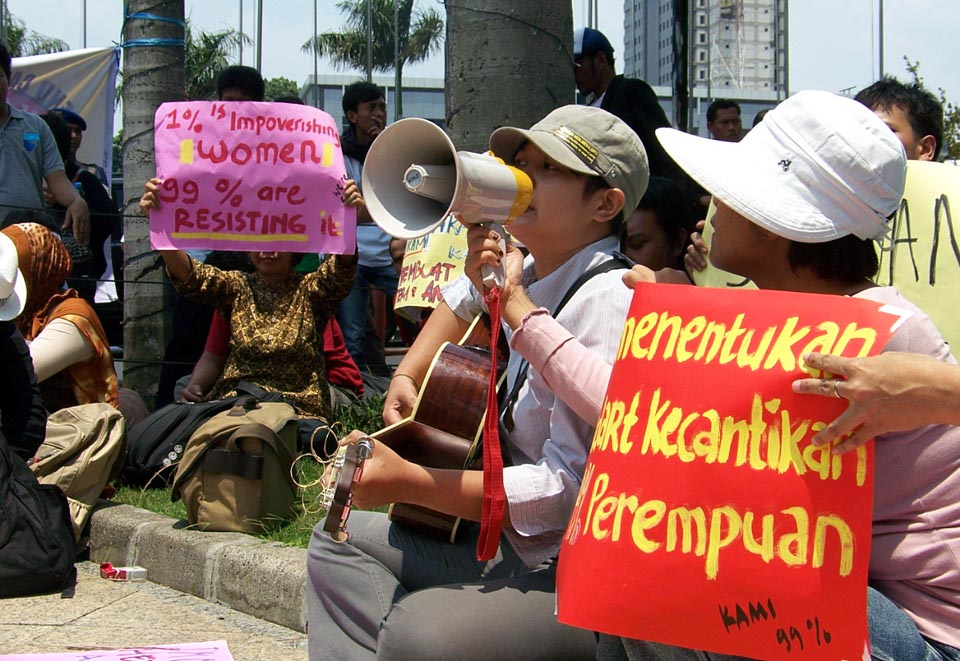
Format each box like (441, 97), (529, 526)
(573, 27), (687, 196)
(50, 107), (110, 190)
(47, 108), (120, 320)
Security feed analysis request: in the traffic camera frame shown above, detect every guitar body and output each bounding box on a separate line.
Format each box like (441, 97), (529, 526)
(321, 316), (506, 542)
(376, 341), (492, 540)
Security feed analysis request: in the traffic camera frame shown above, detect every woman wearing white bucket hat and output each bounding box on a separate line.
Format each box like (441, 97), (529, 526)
(491, 91), (958, 660)
(601, 91), (960, 659)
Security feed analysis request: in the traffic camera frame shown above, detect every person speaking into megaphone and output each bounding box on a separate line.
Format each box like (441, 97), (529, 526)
(306, 105), (650, 660)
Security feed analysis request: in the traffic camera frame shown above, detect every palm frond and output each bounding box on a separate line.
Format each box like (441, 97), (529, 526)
(2, 9), (69, 56)
(300, 0), (443, 74)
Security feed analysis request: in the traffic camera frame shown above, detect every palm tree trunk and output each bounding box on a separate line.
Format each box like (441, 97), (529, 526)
(444, 1), (574, 151)
(121, 0), (185, 406)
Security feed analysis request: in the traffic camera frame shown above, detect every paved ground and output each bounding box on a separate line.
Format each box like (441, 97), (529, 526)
(0, 562), (307, 660)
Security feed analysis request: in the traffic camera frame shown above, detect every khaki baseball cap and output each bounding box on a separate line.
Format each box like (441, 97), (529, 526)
(489, 105), (650, 217)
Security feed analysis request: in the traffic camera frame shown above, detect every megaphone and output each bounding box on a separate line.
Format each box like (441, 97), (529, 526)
(362, 118), (533, 287)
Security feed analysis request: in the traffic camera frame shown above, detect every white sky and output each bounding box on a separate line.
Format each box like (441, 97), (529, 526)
(7, 0), (959, 110)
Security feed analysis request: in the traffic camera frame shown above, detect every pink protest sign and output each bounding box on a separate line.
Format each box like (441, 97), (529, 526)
(149, 101), (355, 253)
(0, 639), (234, 660)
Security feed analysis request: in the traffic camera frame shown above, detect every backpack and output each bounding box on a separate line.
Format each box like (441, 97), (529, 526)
(121, 382), (285, 487)
(171, 398), (300, 533)
(0, 430), (77, 597)
(31, 403), (126, 542)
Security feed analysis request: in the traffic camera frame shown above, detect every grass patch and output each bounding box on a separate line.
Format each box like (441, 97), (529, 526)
(112, 395), (388, 548)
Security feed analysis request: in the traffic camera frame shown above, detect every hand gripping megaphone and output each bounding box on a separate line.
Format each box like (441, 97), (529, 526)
(362, 117), (533, 288)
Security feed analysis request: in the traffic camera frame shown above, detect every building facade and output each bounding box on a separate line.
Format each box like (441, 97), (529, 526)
(623, 0), (788, 134)
(300, 73), (445, 132)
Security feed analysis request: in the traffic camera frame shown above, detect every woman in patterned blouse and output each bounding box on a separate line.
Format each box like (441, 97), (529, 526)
(141, 179), (359, 420)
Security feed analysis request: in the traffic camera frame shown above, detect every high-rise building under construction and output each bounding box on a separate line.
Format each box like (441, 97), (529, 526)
(622, 0), (788, 131)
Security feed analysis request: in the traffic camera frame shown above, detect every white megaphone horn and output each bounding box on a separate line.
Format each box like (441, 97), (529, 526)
(362, 118), (533, 288)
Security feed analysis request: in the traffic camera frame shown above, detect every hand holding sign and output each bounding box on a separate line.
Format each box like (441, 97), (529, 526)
(794, 351), (960, 449)
(148, 101), (356, 254)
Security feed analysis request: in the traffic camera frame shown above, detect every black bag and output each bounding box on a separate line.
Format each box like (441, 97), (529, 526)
(121, 382), (285, 487)
(0, 430), (77, 598)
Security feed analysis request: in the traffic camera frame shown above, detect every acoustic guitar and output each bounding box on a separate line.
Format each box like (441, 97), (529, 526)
(322, 317), (506, 542)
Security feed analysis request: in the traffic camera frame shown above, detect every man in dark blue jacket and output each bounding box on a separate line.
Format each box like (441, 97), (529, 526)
(573, 27), (685, 188)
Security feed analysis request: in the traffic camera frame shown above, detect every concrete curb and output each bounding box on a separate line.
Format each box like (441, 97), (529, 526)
(89, 500), (308, 633)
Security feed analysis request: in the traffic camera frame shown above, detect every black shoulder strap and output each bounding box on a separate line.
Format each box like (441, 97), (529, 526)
(501, 254), (632, 431)
(552, 253), (632, 318)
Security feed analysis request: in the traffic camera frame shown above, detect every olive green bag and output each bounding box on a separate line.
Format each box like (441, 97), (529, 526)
(31, 403), (126, 542)
(171, 398), (299, 533)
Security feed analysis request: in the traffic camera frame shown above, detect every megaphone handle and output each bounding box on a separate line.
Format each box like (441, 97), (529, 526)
(480, 222), (507, 290)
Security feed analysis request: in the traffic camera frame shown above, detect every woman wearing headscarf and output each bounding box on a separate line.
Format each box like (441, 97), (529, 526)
(1, 222), (118, 412)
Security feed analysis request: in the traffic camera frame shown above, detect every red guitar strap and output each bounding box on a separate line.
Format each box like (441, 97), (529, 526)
(477, 286), (505, 562)
(474, 256), (629, 562)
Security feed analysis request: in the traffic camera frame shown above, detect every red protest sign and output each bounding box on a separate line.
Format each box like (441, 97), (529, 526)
(557, 283), (904, 661)
(149, 101), (355, 254)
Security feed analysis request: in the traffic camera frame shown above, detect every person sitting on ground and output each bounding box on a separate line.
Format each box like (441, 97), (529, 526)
(506, 91), (958, 661)
(154, 65), (268, 408)
(306, 104), (648, 660)
(686, 80), (945, 287)
(855, 76), (942, 162)
(140, 181), (359, 420)
(179, 310), (365, 409)
(621, 176), (697, 274)
(1, 222), (118, 413)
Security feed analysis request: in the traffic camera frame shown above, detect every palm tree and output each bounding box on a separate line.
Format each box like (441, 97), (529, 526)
(121, 0), (186, 405)
(302, 0), (443, 117)
(2, 7), (69, 56)
(114, 21), (249, 105)
(184, 20), (251, 100)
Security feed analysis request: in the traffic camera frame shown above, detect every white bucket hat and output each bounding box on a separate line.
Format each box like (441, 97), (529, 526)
(656, 89), (907, 243)
(0, 232), (26, 321)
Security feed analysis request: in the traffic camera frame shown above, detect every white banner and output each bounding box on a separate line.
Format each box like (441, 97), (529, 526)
(9, 47), (120, 179)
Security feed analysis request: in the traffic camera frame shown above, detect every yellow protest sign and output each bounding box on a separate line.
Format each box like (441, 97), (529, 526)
(394, 217), (468, 318)
(876, 161), (960, 351)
